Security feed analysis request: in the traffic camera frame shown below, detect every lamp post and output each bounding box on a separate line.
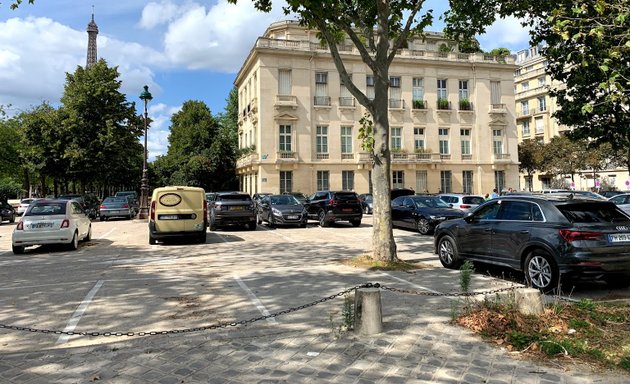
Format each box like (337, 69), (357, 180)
(139, 85), (152, 219)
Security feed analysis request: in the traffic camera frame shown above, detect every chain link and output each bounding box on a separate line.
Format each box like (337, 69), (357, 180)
(0, 282), (525, 338)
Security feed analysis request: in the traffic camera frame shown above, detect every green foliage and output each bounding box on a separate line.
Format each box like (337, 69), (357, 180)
(620, 356), (630, 371)
(0, 114), (21, 178)
(577, 298), (596, 311)
(508, 331), (539, 350)
(0, 178), (23, 201)
(459, 260), (474, 293)
(437, 98), (449, 109)
(358, 113), (375, 153)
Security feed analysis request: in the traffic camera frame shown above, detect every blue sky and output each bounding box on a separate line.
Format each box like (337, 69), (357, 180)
(0, 1), (531, 161)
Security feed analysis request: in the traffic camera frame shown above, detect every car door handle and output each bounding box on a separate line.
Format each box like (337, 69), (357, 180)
(484, 228), (492, 232)
(519, 230), (529, 234)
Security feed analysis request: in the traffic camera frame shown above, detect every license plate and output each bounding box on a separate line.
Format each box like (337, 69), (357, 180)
(230, 206), (243, 211)
(342, 208), (352, 213)
(117, 210), (128, 214)
(609, 233), (630, 243)
(31, 222), (53, 229)
(287, 215), (299, 220)
(160, 215), (178, 220)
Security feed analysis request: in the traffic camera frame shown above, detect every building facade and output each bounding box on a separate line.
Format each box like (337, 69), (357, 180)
(235, 21), (520, 197)
(514, 46), (628, 192)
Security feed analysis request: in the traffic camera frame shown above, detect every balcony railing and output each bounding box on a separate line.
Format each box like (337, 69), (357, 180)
(277, 151), (296, 160)
(341, 153), (354, 160)
(411, 100), (427, 110)
(458, 100), (473, 111)
(339, 97), (355, 107)
(275, 95), (298, 107)
(517, 108), (538, 118)
(437, 99), (451, 110)
(315, 153), (329, 160)
(493, 153), (511, 161)
(314, 96), (331, 106)
(389, 98), (405, 109)
(490, 104), (506, 112)
(236, 152), (259, 168)
(461, 154), (473, 160)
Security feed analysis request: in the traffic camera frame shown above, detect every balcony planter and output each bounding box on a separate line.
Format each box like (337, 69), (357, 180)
(412, 99), (427, 109)
(437, 98), (450, 110)
(458, 99), (472, 111)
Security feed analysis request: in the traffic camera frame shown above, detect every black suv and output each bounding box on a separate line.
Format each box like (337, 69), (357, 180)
(209, 192), (257, 231)
(434, 194), (630, 292)
(305, 191), (362, 227)
(0, 201), (16, 224)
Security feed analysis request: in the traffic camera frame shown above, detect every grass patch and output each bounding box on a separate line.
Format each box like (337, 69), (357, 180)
(456, 299), (630, 373)
(339, 254), (430, 271)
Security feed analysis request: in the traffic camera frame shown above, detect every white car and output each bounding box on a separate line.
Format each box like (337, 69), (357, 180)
(438, 194), (486, 212)
(608, 193), (630, 216)
(12, 199), (92, 254)
(16, 198), (37, 215)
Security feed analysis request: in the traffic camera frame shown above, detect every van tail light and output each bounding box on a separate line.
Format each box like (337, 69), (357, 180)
(16, 221), (23, 230)
(559, 230), (603, 242)
(460, 204), (471, 209)
(60, 219), (70, 228)
(150, 200), (156, 221)
(203, 199), (208, 220)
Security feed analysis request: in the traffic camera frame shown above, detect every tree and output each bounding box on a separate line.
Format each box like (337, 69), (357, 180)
(229, 0), (434, 262)
(0, 111), (21, 179)
(518, 139), (545, 191)
(444, 0), (630, 173)
(3, 0), (33, 9)
(543, 136), (585, 183)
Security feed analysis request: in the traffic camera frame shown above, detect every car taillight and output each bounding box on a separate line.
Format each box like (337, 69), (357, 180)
(203, 200), (208, 219)
(60, 219), (70, 228)
(122, 204), (129, 208)
(99, 205), (106, 209)
(460, 204), (471, 209)
(150, 200), (156, 220)
(16, 221), (23, 230)
(329, 199), (337, 206)
(559, 230), (603, 242)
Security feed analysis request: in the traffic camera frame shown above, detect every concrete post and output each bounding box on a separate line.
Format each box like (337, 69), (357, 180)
(354, 288), (383, 335)
(515, 288), (544, 316)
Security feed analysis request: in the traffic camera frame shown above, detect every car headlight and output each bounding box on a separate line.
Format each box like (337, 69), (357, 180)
(272, 208), (282, 216)
(429, 215), (445, 220)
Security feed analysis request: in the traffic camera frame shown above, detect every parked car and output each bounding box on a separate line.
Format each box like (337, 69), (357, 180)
(282, 191), (308, 205)
(304, 191), (362, 227)
(600, 190), (623, 199)
(608, 193), (630, 215)
(391, 195), (464, 235)
(11, 199), (92, 254)
(99, 197), (135, 221)
(252, 192), (272, 210)
(438, 194), (486, 212)
(149, 186), (207, 245)
(434, 194), (630, 292)
(257, 194), (308, 228)
(358, 193), (373, 214)
(209, 192), (257, 231)
(115, 191), (139, 215)
(17, 198), (37, 215)
(205, 192), (218, 204)
(1, 202), (16, 223)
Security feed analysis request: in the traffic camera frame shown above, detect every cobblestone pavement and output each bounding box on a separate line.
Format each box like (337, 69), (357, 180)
(0, 219), (629, 383)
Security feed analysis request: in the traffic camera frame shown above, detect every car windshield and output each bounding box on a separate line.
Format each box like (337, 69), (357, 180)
(103, 197), (127, 203)
(413, 197), (450, 208)
(219, 194), (251, 201)
(271, 196), (300, 205)
(26, 202), (66, 216)
(463, 196), (485, 205)
(334, 192), (358, 201)
(557, 203), (630, 223)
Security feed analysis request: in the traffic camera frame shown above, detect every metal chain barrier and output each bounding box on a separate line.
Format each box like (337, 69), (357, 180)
(0, 282), (526, 338)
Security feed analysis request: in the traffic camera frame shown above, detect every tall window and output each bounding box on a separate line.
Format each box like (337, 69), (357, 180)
(495, 170), (505, 192)
(389, 76), (402, 108)
(462, 171), (473, 194)
(522, 120), (530, 137)
(341, 126), (353, 154)
(538, 96), (546, 111)
(279, 124), (292, 152)
(490, 81), (501, 104)
(391, 127), (402, 150)
(315, 72), (329, 105)
(412, 78), (424, 104)
(416, 170), (428, 193)
(316, 125), (328, 155)
(340, 74), (353, 106)
(280, 171), (292, 193)
(521, 101), (529, 115)
(458, 80), (469, 100)
(342, 171), (354, 191)
(413, 127), (425, 151)
(392, 171), (404, 189)
(437, 79), (447, 100)
(538, 77), (546, 87)
(317, 171), (329, 191)
(522, 81), (529, 91)
(460, 128), (471, 156)
(535, 117), (544, 134)
(366, 75), (375, 100)
(440, 171), (452, 193)
(278, 69), (291, 95)
(492, 129), (503, 155)
(439, 128), (450, 155)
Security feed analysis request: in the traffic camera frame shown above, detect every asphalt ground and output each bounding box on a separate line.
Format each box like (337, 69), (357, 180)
(0, 216), (628, 383)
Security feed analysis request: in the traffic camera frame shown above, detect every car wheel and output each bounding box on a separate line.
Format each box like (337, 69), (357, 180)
(84, 225), (92, 242)
(99, 216), (105, 222)
(149, 235), (157, 245)
(12, 245), (24, 255)
(249, 220), (257, 231)
(209, 217), (217, 231)
(9, 214), (15, 223)
(437, 235), (461, 269)
(256, 214), (262, 224)
(524, 250), (559, 293)
(318, 210), (329, 227)
(603, 274), (630, 289)
(197, 233), (206, 244)
(350, 219), (361, 227)
(69, 231), (79, 251)
(363, 205), (369, 214)
(268, 216), (275, 228)
(300, 222), (307, 228)
(416, 218), (432, 235)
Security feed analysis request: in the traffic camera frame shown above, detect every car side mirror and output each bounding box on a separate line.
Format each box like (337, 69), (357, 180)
(448, 203), (453, 208)
(463, 212), (475, 223)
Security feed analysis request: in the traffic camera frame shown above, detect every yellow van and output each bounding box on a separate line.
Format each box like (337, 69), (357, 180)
(148, 186), (207, 244)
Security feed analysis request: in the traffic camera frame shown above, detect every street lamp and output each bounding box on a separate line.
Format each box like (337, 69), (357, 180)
(138, 85), (153, 219)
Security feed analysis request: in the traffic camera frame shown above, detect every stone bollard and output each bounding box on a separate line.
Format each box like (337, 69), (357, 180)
(515, 288), (544, 316)
(354, 288), (383, 335)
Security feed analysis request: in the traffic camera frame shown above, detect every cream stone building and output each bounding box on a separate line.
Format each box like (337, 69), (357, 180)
(515, 46), (628, 192)
(235, 20), (520, 197)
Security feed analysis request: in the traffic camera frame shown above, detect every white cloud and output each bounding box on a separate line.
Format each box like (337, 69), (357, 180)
(144, 103), (180, 161)
(139, 0), (181, 29)
(478, 16), (531, 52)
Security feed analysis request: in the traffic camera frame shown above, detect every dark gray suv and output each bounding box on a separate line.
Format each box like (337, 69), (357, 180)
(434, 194), (630, 292)
(208, 192), (256, 231)
(304, 191), (362, 227)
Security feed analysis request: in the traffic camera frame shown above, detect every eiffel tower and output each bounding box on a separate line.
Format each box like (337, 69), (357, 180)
(86, 9), (98, 67)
